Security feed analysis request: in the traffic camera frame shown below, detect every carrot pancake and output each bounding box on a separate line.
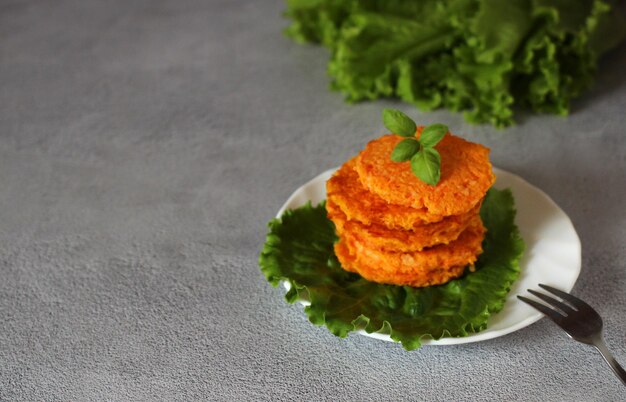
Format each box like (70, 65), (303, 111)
(326, 158), (475, 229)
(354, 133), (495, 216)
(328, 199), (480, 252)
(334, 220), (486, 287)
(334, 242), (468, 288)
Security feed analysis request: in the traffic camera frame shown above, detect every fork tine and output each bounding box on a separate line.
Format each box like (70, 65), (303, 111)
(517, 295), (565, 324)
(527, 289), (575, 315)
(538, 284), (594, 312)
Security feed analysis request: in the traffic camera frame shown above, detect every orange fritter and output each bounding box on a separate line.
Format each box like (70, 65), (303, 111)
(354, 133), (495, 216)
(327, 158), (451, 229)
(335, 241), (468, 288)
(328, 199), (481, 252)
(334, 219), (486, 287)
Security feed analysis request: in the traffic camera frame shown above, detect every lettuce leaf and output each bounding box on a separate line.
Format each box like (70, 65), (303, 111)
(284, 0), (626, 127)
(259, 188), (525, 350)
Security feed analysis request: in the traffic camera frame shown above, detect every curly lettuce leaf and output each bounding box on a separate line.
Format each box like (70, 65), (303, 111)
(259, 188), (525, 350)
(283, 0), (349, 46)
(283, 0), (626, 127)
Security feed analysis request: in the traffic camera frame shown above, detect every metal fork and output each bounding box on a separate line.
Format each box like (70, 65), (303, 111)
(518, 284), (626, 385)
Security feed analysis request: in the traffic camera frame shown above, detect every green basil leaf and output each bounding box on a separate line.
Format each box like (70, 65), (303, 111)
(382, 108), (417, 137)
(419, 124), (448, 148)
(410, 148), (441, 186)
(390, 138), (420, 162)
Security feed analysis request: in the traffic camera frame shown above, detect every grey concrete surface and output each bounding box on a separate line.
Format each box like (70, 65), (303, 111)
(1, 0), (625, 400)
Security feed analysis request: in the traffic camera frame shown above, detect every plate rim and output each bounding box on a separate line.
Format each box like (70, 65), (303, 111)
(276, 167), (582, 346)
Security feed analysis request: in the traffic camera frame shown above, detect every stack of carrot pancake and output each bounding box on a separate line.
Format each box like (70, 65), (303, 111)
(326, 131), (495, 287)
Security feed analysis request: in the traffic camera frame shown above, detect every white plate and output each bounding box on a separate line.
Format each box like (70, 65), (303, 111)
(277, 167), (581, 346)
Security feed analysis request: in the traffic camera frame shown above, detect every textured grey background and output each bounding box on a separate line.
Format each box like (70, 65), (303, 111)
(1, 0), (625, 400)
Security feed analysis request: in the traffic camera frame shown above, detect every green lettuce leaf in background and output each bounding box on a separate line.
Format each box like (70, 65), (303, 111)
(259, 188), (525, 350)
(283, 0), (626, 127)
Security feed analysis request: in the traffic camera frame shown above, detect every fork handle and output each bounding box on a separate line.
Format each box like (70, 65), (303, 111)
(592, 337), (626, 386)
